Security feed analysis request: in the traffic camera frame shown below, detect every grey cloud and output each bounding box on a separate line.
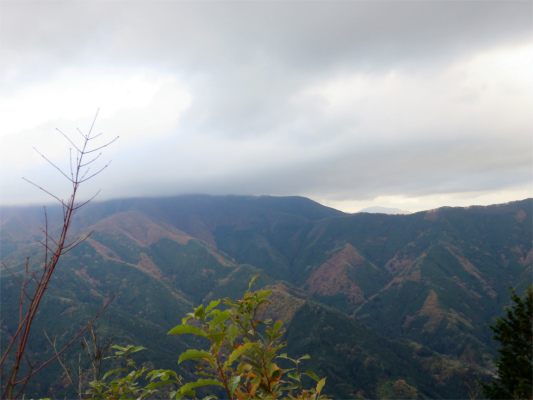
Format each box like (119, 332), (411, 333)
(95, 122), (531, 203)
(1, 1), (531, 208)
(3, 2), (531, 77)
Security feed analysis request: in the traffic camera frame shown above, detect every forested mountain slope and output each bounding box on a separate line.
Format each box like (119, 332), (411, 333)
(1, 196), (530, 398)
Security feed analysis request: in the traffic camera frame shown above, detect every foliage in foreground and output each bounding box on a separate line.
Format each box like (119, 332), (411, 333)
(88, 344), (181, 399)
(87, 276), (328, 399)
(481, 287), (532, 400)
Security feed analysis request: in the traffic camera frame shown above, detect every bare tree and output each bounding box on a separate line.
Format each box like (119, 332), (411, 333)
(0, 111), (118, 399)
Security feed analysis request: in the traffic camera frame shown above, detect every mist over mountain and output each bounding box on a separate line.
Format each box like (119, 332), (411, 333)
(1, 195), (531, 398)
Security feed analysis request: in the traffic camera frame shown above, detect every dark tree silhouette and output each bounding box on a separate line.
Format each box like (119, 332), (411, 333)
(481, 287), (532, 400)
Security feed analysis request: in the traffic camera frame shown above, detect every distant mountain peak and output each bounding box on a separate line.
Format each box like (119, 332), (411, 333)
(357, 206), (412, 215)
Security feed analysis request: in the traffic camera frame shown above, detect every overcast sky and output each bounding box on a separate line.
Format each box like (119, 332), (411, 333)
(0, 1), (531, 213)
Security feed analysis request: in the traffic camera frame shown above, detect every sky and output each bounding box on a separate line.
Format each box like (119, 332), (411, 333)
(0, 1), (532, 213)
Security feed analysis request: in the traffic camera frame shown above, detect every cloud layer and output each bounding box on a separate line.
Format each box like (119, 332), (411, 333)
(1, 2), (531, 211)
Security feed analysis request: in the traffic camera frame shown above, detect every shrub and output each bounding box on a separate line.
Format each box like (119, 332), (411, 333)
(88, 276), (328, 399)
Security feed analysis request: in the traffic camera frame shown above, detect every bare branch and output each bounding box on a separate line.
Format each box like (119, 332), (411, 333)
(57, 128), (83, 154)
(0, 310), (30, 370)
(43, 331), (80, 398)
(38, 240), (59, 255)
(39, 228), (59, 248)
(43, 207), (49, 268)
(73, 191), (101, 211)
(12, 358), (35, 400)
(88, 132), (103, 141)
(79, 162), (111, 184)
(79, 166), (91, 183)
(80, 152), (102, 168)
(61, 232), (93, 255)
(69, 148), (75, 185)
(22, 178), (67, 207)
(29, 272), (41, 287)
(33, 148), (74, 183)
(1, 111), (117, 398)
(84, 135), (119, 154)
(0, 262), (24, 287)
(14, 294), (116, 385)
(76, 127), (86, 140)
(87, 108), (100, 138)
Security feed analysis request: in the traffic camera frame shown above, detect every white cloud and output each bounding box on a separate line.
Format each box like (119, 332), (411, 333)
(0, 66), (191, 171)
(322, 184), (533, 214)
(298, 41), (532, 145)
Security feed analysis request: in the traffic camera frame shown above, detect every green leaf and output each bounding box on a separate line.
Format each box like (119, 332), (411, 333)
(281, 384), (299, 391)
(148, 369), (179, 381)
(277, 353), (295, 363)
(250, 376), (261, 392)
(224, 342), (254, 368)
(271, 368), (282, 380)
(205, 299), (220, 313)
(256, 289), (272, 300)
(178, 349), (214, 364)
(209, 309), (232, 329)
(228, 324), (239, 346)
(298, 354), (311, 361)
(247, 358), (262, 370)
(228, 375), (242, 393)
(179, 379), (224, 392)
(168, 324), (207, 337)
(196, 371), (215, 378)
(102, 368), (125, 380)
(316, 377), (326, 393)
(305, 370), (320, 382)
(267, 362), (280, 378)
(145, 380), (175, 390)
(207, 331), (226, 346)
(246, 274), (260, 294)
(194, 304), (205, 319)
(287, 371), (299, 382)
(273, 320), (283, 333)
(111, 344), (128, 351)
(128, 345), (146, 355)
(266, 348), (279, 361)
(147, 370), (170, 381)
(175, 388), (195, 400)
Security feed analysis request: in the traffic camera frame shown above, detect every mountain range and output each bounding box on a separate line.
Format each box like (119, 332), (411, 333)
(1, 195), (531, 398)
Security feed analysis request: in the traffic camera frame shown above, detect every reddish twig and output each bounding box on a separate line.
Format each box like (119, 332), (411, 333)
(0, 110), (118, 399)
(14, 294), (116, 385)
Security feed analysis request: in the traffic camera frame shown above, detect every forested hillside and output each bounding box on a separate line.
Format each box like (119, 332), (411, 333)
(1, 196), (531, 398)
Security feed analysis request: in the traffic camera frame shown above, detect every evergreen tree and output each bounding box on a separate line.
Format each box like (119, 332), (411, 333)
(481, 287), (532, 400)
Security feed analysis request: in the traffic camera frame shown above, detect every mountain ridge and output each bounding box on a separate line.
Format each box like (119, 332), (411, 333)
(1, 195), (531, 398)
